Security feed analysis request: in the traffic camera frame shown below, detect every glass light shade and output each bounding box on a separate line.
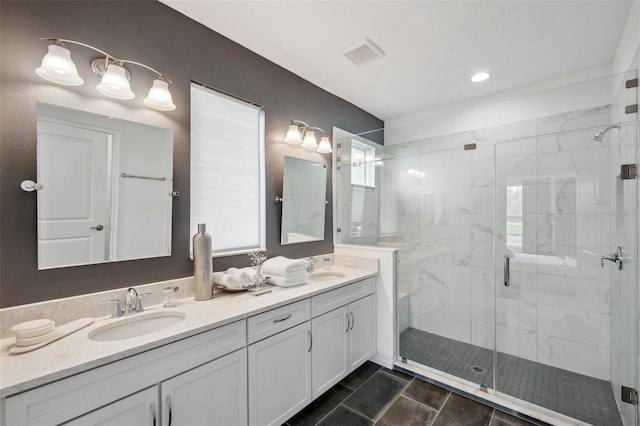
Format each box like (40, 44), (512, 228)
(284, 124), (302, 144)
(144, 78), (176, 111)
(35, 44), (84, 86)
(96, 63), (135, 100)
(301, 131), (317, 150)
(316, 135), (332, 153)
(470, 72), (491, 82)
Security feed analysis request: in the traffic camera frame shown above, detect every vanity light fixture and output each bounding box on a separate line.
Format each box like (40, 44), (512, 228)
(36, 38), (176, 111)
(283, 120), (332, 153)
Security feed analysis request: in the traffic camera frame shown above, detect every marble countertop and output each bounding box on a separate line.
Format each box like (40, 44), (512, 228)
(0, 265), (376, 398)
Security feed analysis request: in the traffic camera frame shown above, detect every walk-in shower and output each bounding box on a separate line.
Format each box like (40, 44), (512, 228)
(335, 72), (638, 426)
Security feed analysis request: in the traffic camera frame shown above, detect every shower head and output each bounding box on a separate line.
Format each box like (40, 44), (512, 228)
(591, 124), (620, 142)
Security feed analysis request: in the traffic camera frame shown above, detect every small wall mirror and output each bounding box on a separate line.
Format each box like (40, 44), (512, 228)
(36, 103), (174, 269)
(280, 156), (327, 245)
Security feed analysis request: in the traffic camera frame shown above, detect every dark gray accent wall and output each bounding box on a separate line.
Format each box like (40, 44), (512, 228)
(0, 0), (384, 307)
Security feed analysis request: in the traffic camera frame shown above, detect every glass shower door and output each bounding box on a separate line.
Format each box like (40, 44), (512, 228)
(392, 143), (497, 390)
(494, 106), (637, 426)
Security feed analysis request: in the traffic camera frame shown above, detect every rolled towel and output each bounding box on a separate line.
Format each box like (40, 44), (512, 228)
(227, 267), (257, 284)
(262, 256), (310, 276)
(212, 272), (246, 289)
(268, 274), (308, 288)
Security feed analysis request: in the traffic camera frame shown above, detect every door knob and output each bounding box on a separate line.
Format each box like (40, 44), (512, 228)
(91, 225), (104, 231)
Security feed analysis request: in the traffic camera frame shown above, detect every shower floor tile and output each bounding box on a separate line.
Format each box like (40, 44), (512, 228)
(399, 328), (622, 426)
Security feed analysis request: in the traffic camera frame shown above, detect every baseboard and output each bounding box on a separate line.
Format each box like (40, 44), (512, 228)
(370, 352), (394, 369)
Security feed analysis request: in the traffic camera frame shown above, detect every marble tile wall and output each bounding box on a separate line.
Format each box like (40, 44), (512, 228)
(385, 105), (619, 381)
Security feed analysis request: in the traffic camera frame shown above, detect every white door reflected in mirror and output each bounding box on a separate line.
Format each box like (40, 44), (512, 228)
(280, 156), (327, 245)
(36, 103), (174, 269)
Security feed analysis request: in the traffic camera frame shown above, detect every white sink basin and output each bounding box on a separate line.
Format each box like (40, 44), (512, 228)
(89, 311), (186, 342)
(309, 271), (347, 281)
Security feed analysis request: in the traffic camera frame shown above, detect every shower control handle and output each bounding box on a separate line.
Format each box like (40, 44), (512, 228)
(504, 255), (510, 286)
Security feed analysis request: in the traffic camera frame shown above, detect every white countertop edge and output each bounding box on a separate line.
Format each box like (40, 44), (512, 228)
(0, 266), (376, 398)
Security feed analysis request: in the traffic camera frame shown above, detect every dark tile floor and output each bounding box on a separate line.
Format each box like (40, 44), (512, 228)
(284, 361), (541, 426)
(399, 327), (623, 426)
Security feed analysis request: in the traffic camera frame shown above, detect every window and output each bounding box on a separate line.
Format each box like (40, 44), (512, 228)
(190, 83), (265, 256)
(351, 140), (375, 188)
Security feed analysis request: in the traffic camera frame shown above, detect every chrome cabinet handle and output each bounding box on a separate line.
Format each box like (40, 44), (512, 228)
(601, 246), (623, 270)
(345, 312), (350, 332)
(504, 255), (510, 286)
(273, 313), (292, 323)
(350, 312), (355, 330)
(150, 402), (156, 426)
(166, 395), (172, 426)
(308, 330), (312, 353)
(90, 225), (104, 230)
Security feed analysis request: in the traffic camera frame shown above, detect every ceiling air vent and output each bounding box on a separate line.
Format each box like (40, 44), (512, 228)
(343, 38), (385, 66)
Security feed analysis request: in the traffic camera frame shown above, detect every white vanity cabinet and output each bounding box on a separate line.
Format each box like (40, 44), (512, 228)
(311, 287), (376, 399)
(4, 320), (247, 426)
(2, 274), (378, 426)
(247, 300), (313, 426)
(160, 348), (248, 426)
(64, 386), (159, 426)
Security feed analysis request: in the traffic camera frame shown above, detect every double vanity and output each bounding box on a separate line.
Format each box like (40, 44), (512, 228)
(0, 262), (378, 426)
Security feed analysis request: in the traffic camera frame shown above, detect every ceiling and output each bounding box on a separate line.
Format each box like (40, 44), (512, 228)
(160, 1), (634, 120)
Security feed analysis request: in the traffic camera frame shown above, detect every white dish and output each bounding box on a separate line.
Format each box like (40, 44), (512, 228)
(16, 331), (56, 347)
(10, 318), (95, 354)
(11, 319), (55, 339)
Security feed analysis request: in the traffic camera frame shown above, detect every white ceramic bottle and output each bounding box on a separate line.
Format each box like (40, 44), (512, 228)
(193, 223), (213, 300)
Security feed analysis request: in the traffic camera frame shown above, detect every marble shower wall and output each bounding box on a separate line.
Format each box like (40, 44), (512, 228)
(387, 105), (616, 381)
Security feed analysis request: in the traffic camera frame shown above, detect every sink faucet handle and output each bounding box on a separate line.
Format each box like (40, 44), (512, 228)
(134, 292), (153, 312)
(100, 299), (123, 318)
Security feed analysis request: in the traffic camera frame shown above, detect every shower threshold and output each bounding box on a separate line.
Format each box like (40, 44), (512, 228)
(399, 328), (622, 426)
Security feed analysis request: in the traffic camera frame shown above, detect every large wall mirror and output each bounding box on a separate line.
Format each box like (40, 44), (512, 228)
(36, 103), (174, 269)
(280, 156), (327, 245)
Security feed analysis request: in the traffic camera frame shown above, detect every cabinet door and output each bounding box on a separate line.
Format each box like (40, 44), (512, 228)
(160, 348), (248, 426)
(64, 386), (158, 426)
(248, 321), (312, 426)
(311, 306), (349, 400)
(348, 295), (377, 371)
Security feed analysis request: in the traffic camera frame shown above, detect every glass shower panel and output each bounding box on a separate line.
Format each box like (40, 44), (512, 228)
(494, 97), (637, 426)
(388, 144), (496, 389)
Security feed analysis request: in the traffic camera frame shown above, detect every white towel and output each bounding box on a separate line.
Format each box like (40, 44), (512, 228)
(227, 267), (256, 284)
(268, 274), (308, 288)
(262, 256), (310, 276)
(213, 272), (247, 289)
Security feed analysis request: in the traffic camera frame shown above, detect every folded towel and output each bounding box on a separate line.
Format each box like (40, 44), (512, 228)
(268, 274), (308, 288)
(262, 256), (310, 276)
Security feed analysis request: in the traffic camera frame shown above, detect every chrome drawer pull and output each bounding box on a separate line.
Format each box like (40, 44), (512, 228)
(273, 313), (292, 323)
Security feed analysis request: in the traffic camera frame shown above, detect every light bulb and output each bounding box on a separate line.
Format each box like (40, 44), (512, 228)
(35, 44), (84, 86)
(96, 63), (135, 100)
(301, 131), (317, 150)
(144, 78), (176, 111)
(284, 124), (302, 144)
(316, 135), (332, 153)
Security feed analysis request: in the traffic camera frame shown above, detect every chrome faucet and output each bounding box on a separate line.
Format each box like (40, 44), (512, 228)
(125, 287), (139, 313)
(306, 257), (316, 273)
(101, 287), (151, 318)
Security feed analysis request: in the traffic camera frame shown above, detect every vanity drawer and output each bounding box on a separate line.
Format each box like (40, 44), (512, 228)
(311, 278), (375, 318)
(248, 299), (311, 344)
(5, 319), (246, 426)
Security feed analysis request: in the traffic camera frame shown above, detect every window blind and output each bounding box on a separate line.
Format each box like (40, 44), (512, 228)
(190, 83), (265, 256)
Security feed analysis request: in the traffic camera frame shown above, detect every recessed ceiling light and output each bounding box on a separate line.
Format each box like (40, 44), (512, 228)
(470, 72), (491, 83)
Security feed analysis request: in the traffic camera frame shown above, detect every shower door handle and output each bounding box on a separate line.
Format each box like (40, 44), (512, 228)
(504, 255), (510, 286)
(601, 246), (623, 270)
